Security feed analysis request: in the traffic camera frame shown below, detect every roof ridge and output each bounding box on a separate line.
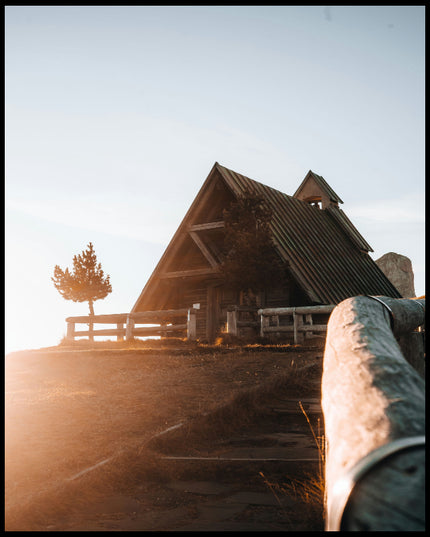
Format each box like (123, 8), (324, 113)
(215, 162), (293, 199)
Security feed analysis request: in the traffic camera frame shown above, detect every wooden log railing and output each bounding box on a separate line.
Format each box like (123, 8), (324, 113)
(322, 296), (425, 531)
(226, 305), (259, 336)
(65, 308), (198, 342)
(257, 304), (335, 343)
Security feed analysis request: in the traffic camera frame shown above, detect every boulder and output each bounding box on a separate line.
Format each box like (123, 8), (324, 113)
(375, 252), (416, 298)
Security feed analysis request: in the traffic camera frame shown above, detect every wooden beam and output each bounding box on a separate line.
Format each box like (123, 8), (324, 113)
(116, 323), (124, 341)
(74, 328), (127, 337)
(187, 309), (197, 340)
(227, 309), (238, 336)
(258, 304), (335, 316)
(159, 267), (219, 279)
(126, 317), (134, 340)
(293, 311), (303, 344)
(322, 296), (425, 531)
(262, 324), (327, 333)
(188, 221), (225, 232)
(66, 313), (129, 324)
(133, 324), (187, 336)
(189, 231), (219, 268)
(66, 321), (75, 340)
(366, 296), (425, 334)
(131, 309), (191, 321)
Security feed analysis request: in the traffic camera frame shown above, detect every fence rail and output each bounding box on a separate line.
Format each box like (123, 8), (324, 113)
(322, 296), (425, 531)
(258, 304), (335, 343)
(225, 304), (335, 343)
(226, 306), (259, 336)
(66, 298), (424, 348)
(65, 308), (197, 342)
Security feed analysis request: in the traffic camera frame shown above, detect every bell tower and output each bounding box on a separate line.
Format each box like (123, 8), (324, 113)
(293, 170), (343, 210)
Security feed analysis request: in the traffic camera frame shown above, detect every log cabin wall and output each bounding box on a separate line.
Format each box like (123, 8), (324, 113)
(264, 285), (290, 309)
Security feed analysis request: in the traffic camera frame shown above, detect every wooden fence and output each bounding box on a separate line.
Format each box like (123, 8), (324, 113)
(65, 308), (198, 342)
(258, 304), (335, 343)
(226, 305), (259, 336)
(322, 296), (425, 531)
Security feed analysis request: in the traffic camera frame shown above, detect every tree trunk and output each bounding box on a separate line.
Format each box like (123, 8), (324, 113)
(88, 300), (94, 342)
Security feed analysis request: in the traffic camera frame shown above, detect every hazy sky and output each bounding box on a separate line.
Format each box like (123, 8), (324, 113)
(5, 5), (425, 354)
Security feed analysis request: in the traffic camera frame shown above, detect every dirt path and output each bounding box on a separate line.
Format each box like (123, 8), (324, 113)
(5, 344), (324, 531)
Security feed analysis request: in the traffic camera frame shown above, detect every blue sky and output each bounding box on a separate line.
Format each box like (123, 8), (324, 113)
(5, 5), (425, 354)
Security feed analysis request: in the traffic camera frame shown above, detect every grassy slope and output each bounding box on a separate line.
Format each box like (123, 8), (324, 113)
(5, 341), (323, 530)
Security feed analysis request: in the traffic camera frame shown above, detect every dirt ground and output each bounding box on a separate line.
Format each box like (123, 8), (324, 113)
(5, 340), (325, 531)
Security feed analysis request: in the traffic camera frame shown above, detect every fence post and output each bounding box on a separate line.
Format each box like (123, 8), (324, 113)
(260, 312), (269, 337)
(293, 310), (304, 344)
(66, 321), (75, 341)
(305, 313), (313, 339)
(187, 309), (197, 341)
(227, 308), (238, 336)
(116, 323), (124, 342)
(126, 316), (135, 341)
(322, 296), (425, 531)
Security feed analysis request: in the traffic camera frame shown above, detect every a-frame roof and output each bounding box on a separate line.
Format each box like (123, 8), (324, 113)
(293, 170), (344, 204)
(132, 162), (401, 312)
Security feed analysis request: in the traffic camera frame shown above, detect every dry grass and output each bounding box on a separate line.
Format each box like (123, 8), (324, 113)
(5, 342), (323, 531)
(258, 401), (325, 529)
(148, 360), (319, 454)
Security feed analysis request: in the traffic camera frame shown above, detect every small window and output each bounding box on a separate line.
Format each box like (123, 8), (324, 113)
(304, 196), (322, 209)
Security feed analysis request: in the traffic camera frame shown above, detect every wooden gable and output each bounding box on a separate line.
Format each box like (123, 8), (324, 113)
(131, 164), (238, 339)
(293, 170), (343, 209)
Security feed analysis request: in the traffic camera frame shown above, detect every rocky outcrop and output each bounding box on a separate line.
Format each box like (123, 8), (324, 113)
(375, 252), (416, 298)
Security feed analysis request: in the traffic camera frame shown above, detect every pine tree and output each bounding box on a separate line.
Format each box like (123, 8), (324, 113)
(221, 189), (286, 303)
(52, 242), (112, 317)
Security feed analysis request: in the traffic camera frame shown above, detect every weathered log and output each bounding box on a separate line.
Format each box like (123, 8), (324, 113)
(397, 331), (425, 378)
(65, 308), (198, 342)
(235, 320), (259, 328)
(365, 296), (425, 377)
(260, 313), (270, 337)
(116, 323), (124, 342)
(131, 309), (191, 321)
(132, 324), (187, 336)
(73, 328), (127, 337)
(258, 304), (335, 316)
(159, 268), (219, 279)
(125, 316), (134, 341)
(227, 305), (257, 312)
(187, 309), (197, 340)
(322, 296), (425, 531)
(262, 324), (327, 333)
(188, 221), (224, 231)
(189, 231), (219, 268)
(227, 309), (238, 336)
(66, 314), (128, 324)
(66, 321), (75, 340)
(293, 311), (304, 344)
(368, 296), (425, 334)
